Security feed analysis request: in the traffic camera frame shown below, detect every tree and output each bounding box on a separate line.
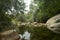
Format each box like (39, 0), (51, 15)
(0, 0), (25, 32)
(31, 0), (60, 23)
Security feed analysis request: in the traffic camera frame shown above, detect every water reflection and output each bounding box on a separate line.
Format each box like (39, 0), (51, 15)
(19, 30), (31, 40)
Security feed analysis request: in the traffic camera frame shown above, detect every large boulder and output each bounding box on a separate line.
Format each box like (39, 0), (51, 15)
(46, 14), (60, 26)
(46, 14), (60, 33)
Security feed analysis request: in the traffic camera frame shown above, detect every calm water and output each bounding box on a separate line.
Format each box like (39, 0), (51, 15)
(19, 31), (31, 40)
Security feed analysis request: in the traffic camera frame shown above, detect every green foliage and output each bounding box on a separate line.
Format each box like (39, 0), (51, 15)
(0, 0), (26, 32)
(26, 13), (34, 22)
(0, 0), (13, 13)
(34, 11), (51, 23)
(14, 0), (25, 14)
(15, 13), (26, 22)
(0, 0), (14, 32)
(0, 13), (11, 32)
(33, 0), (60, 23)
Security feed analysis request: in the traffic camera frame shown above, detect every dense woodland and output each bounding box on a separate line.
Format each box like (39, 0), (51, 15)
(0, 0), (60, 40)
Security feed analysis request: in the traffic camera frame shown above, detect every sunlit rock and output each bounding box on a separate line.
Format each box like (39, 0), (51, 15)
(46, 14), (60, 33)
(0, 30), (19, 40)
(46, 14), (60, 26)
(21, 23), (26, 25)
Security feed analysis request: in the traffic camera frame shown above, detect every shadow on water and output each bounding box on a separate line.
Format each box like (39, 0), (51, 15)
(19, 30), (31, 40)
(17, 25), (60, 40)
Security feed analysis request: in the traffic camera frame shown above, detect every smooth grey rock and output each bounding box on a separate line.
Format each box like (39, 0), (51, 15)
(46, 14), (60, 26)
(47, 23), (60, 33)
(46, 14), (60, 33)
